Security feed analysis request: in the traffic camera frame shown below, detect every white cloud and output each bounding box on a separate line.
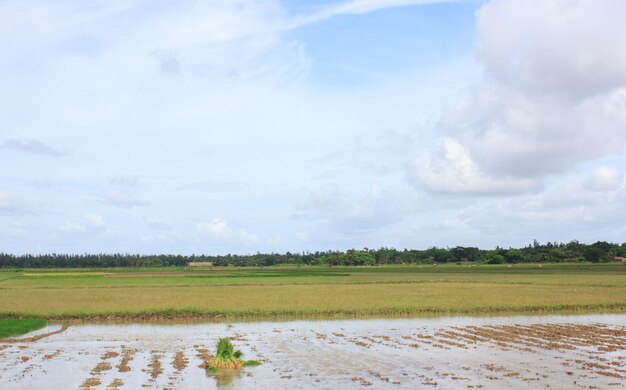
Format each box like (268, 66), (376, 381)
(144, 218), (172, 231)
(104, 192), (146, 209)
(61, 212), (107, 234)
(196, 218), (232, 238)
(295, 231), (309, 241)
(441, 83), (626, 178)
(0, 192), (19, 212)
(60, 222), (86, 233)
(152, 49), (180, 75)
(196, 218), (260, 245)
(297, 183), (403, 231)
(584, 165), (624, 192)
(110, 176), (141, 187)
(177, 179), (246, 192)
(414, 0), (626, 195)
(239, 228), (260, 245)
(266, 234), (282, 245)
(476, 0), (626, 100)
(292, 0), (464, 27)
(0, 191), (35, 216)
(1, 138), (66, 157)
(452, 169), (626, 239)
(85, 212), (106, 231)
(410, 137), (538, 195)
(369, 183), (383, 200)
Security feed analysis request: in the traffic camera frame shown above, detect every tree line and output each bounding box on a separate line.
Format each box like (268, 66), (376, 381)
(0, 240), (624, 268)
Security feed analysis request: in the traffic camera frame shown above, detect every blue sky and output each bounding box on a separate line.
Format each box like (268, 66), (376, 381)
(288, 1), (479, 85)
(1, 0), (625, 254)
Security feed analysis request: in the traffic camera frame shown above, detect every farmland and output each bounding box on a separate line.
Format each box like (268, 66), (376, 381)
(2, 263), (626, 389)
(2, 315), (625, 388)
(0, 263), (624, 320)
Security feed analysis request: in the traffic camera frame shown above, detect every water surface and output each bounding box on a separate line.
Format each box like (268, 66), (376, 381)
(1, 314), (624, 389)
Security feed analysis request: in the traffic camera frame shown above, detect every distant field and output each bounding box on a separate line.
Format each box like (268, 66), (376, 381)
(0, 263), (624, 320)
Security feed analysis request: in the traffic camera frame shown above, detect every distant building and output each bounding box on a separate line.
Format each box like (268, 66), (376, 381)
(613, 256), (626, 263)
(187, 262), (214, 267)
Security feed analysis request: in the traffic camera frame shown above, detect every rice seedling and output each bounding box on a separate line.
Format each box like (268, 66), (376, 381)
(205, 338), (260, 372)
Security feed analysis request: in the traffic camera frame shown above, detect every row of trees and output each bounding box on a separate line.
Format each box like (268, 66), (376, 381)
(0, 240), (624, 268)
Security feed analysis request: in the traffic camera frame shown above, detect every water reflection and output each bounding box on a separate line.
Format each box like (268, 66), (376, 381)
(207, 369), (242, 387)
(0, 314), (624, 389)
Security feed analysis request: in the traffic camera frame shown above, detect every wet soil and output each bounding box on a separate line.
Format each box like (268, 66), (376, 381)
(0, 314), (624, 389)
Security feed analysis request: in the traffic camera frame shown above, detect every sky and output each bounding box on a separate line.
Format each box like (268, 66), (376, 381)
(1, 0), (625, 255)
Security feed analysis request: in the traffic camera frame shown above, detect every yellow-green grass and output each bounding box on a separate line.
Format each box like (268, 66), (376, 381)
(3, 264), (626, 289)
(0, 318), (47, 338)
(0, 264), (624, 320)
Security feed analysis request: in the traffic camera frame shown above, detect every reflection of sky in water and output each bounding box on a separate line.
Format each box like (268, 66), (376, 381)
(207, 369), (242, 388)
(1, 314), (624, 389)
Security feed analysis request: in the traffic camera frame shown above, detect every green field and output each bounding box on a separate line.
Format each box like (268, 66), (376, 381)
(0, 318), (47, 338)
(0, 263), (625, 321)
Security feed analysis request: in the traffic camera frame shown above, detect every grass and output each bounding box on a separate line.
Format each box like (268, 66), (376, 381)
(0, 318), (47, 338)
(0, 264), (624, 320)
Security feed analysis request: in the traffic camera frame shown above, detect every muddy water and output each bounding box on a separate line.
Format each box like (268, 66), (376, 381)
(1, 314), (625, 389)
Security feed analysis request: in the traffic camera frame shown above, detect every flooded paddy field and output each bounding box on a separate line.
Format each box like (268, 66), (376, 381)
(1, 314), (625, 389)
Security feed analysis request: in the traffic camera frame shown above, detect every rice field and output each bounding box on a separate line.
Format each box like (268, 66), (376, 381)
(0, 263), (624, 320)
(0, 319), (46, 339)
(1, 314), (625, 389)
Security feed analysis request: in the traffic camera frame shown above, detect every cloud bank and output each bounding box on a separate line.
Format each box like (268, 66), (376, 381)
(1, 0), (625, 254)
(412, 0), (626, 195)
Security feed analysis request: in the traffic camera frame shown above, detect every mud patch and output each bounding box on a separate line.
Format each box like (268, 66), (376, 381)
(106, 378), (124, 389)
(80, 377), (101, 389)
(116, 347), (135, 373)
(173, 351), (188, 371)
(147, 351), (163, 379)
